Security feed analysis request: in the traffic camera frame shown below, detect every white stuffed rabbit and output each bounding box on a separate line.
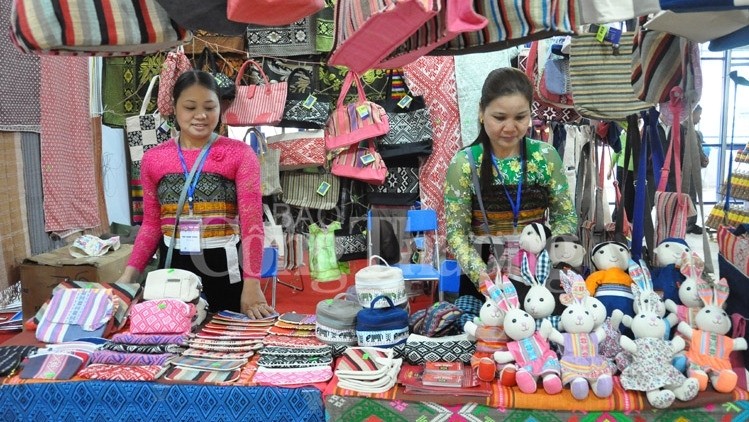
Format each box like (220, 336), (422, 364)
(521, 251), (559, 330)
(548, 271), (613, 400)
(623, 259), (679, 336)
(463, 294), (516, 385)
(558, 270), (607, 331)
(493, 275), (563, 394)
(619, 289), (700, 408)
(665, 251), (705, 330)
(677, 277), (748, 393)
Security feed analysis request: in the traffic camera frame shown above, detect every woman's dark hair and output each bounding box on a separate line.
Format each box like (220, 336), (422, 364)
(172, 70), (221, 131)
(470, 67), (534, 191)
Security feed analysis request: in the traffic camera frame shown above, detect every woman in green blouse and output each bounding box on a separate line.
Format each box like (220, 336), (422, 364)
(444, 67), (577, 298)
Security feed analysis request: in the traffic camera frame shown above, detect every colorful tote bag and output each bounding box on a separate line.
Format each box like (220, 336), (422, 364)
(328, 0), (438, 73)
(280, 168), (341, 210)
(267, 130), (327, 170)
(244, 128), (282, 196)
(331, 140), (388, 185)
(569, 33), (654, 120)
(376, 71), (433, 159)
(126, 75), (172, 224)
(223, 60), (288, 127)
(246, 17), (318, 57)
(325, 71), (390, 151)
(278, 68), (332, 129)
(11, 0), (191, 55)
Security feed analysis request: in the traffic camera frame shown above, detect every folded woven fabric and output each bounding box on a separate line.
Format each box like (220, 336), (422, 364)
(260, 345), (333, 357)
(110, 332), (188, 345)
(101, 342), (184, 354)
(181, 348), (255, 360)
(257, 354), (333, 369)
(19, 352), (85, 380)
(90, 350), (173, 366)
(78, 364), (162, 381)
(253, 366), (333, 386)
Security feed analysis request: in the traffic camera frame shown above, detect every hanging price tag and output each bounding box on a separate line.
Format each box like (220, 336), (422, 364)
(595, 25), (609, 43)
(606, 27), (622, 45)
(302, 94), (318, 109)
(316, 181), (331, 196)
(360, 153), (375, 165)
(397, 95), (413, 109)
(356, 105), (370, 119)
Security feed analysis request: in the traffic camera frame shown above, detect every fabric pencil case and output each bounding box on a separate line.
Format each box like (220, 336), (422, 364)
(253, 366), (333, 386)
(101, 342), (184, 354)
(90, 350), (173, 366)
(257, 354), (333, 369)
(129, 299), (195, 334)
(0, 346), (37, 376)
(161, 366), (241, 383)
(78, 364), (163, 381)
(260, 345), (333, 357)
(110, 332), (189, 345)
(181, 349), (255, 360)
(170, 356), (247, 371)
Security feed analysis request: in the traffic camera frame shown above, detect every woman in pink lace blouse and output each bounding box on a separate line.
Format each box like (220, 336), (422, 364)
(116, 70), (274, 318)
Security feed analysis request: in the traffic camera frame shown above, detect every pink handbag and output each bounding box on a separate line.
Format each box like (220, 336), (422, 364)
(129, 299), (195, 335)
(226, 0), (325, 26)
(157, 49), (192, 116)
(377, 0), (487, 69)
(331, 140), (388, 185)
(328, 0), (438, 73)
(325, 72), (389, 151)
(222, 60), (288, 127)
(266, 130), (327, 170)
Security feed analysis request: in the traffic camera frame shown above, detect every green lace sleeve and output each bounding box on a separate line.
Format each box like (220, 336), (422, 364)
(444, 146), (486, 286)
(537, 142), (578, 235)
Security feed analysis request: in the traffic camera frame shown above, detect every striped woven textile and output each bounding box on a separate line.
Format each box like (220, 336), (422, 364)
(569, 33), (654, 120)
(10, 0), (190, 55)
(631, 17), (686, 104)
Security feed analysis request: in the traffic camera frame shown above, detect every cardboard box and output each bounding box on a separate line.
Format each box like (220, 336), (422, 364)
(20, 244), (133, 320)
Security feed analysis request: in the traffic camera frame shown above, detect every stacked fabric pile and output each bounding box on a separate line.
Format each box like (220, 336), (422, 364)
(169, 310), (274, 383)
(19, 340), (102, 380)
(254, 312), (334, 386)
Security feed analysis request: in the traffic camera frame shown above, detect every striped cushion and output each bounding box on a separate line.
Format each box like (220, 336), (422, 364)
(10, 0), (190, 55)
(569, 33), (654, 120)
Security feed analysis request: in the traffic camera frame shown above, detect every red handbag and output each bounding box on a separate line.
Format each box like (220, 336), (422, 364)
(266, 130), (327, 170)
(331, 140), (388, 185)
(158, 49), (192, 116)
(222, 60), (288, 127)
(226, 0), (325, 26)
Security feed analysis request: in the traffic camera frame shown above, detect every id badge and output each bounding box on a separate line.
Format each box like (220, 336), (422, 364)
(179, 218), (202, 254)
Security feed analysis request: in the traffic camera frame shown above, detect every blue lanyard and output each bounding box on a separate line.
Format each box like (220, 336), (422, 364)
(491, 153), (523, 229)
(177, 140), (213, 212)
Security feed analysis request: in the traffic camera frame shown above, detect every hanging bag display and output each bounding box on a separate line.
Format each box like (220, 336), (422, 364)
(244, 128), (282, 196)
(308, 222), (342, 282)
(126, 75), (172, 225)
(325, 71), (389, 151)
(246, 17), (318, 58)
(278, 68), (332, 129)
(328, 0), (438, 73)
(366, 157), (421, 206)
(226, 0), (325, 26)
(11, 0), (192, 55)
(376, 70), (433, 159)
(519, 43), (580, 123)
(222, 60), (288, 127)
(568, 32), (654, 120)
(158, 48), (192, 117)
(331, 140), (388, 185)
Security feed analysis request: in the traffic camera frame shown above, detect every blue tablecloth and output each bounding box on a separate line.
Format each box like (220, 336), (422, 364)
(0, 381), (324, 421)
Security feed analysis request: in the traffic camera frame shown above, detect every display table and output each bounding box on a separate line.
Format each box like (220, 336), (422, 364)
(323, 374), (749, 421)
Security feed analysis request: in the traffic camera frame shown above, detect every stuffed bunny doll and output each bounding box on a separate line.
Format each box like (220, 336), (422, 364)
(549, 272), (613, 400)
(585, 241), (634, 318)
(463, 295), (516, 385)
(665, 251), (705, 330)
(651, 238), (692, 304)
(520, 251), (561, 331)
(493, 275), (563, 394)
(619, 288), (700, 409)
(510, 223), (552, 283)
(622, 259), (679, 338)
(678, 277), (748, 393)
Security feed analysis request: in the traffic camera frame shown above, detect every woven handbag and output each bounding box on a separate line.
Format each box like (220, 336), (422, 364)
(194, 48), (236, 101)
(278, 68), (332, 129)
(376, 71), (433, 160)
(366, 157), (420, 206)
(223, 60), (288, 127)
(227, 0), (325, 26)
(325, 71), (389, 151)
(246, 17), (317, 57)
(11, 0), (191, 55)
(280, 168), (340, 210)
(158, 49), (192, 116)
(331, 140), (388, 185)
(328, 0), (438, 73)
(267, 130), (327, 170)
(244, 128), (282, 196)
(356, 295), (409, 348)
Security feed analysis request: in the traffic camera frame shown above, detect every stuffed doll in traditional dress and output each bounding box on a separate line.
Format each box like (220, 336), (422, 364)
(651, 238), (692, 304)
(520, 251), (561, 331)
(510, 223), (552, 283)
(678, 277), (748, 393)
(585, 241), (634, 318)
(665, 251), (705, 330)
(547, 234), (586, 315)
(493, 275), (563, 394)
(463, 295), (516, 385)
(619, 286), (700, 408)
(549, 272), (613, 400)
